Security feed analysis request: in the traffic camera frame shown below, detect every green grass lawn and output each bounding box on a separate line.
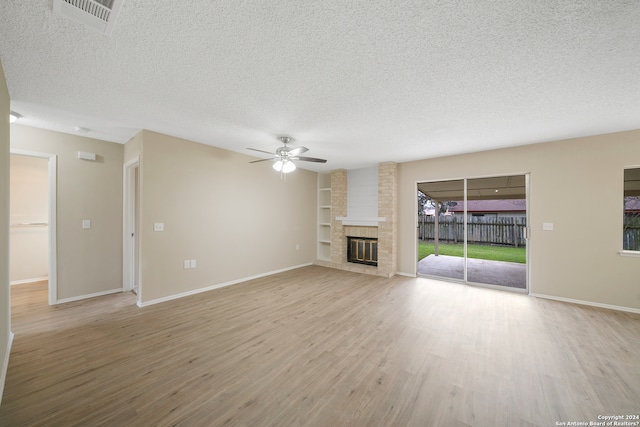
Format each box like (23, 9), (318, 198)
(418, 241), (526, 264)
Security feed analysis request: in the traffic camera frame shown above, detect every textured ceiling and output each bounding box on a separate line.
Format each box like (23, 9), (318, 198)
(1, 1), (639, 172)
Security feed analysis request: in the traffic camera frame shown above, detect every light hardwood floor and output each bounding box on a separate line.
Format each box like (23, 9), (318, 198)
(1, 266), (639, 426)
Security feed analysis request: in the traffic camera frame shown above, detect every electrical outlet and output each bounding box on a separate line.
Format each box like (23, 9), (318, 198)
(190, 259), (196, 268)
(183, 260), (190, 269)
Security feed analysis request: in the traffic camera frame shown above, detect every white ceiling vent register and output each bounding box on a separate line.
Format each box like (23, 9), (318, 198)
(53, 0), (124, 36)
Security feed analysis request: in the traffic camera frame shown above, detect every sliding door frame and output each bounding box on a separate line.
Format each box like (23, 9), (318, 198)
(416, 172), (530, 293)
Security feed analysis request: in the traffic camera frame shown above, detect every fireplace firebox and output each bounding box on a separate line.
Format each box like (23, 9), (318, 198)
(347, 237), (378, 266)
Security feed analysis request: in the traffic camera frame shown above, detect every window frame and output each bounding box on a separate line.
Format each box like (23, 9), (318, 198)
(621, 166), (640, 256)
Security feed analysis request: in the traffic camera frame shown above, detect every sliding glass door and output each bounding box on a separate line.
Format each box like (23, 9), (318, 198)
(417, 179), (465, 281)
(417, 175), (528, 291)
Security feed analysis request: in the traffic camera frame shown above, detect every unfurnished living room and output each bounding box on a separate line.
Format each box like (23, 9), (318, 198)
(0, 1), (639, 426)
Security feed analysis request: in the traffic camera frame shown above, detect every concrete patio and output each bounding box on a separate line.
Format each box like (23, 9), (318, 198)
(418, 254), (526, 289)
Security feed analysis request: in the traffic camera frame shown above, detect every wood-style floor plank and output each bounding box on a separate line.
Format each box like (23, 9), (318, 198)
(1, 266), (639, 426)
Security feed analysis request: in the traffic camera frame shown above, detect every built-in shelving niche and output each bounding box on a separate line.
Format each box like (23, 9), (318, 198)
(317, 172), (332, 261)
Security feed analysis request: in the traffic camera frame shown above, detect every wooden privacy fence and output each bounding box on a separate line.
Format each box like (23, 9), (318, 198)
(623, 217), (640, 251)
(418, 216), (527, 247)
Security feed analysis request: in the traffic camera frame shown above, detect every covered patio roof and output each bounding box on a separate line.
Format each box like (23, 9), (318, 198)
(625, 168), (640, 197)
(418, 175), (526, 201)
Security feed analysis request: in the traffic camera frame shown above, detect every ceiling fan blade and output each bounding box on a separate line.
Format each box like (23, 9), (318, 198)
(295, 156), (327, 163)
(249, 158), (275, 163)
(286, 146), (309, 156)
(247, 148), (276, 155)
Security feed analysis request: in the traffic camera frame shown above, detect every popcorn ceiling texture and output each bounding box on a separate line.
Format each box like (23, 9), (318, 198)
(0, 1), (639, 171)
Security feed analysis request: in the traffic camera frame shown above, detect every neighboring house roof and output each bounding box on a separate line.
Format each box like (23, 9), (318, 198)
(625, 198), (640, 212)
(426, 198), (639, 215)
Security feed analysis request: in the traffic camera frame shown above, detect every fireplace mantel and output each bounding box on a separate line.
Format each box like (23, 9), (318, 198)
(335, 216), (386, 226)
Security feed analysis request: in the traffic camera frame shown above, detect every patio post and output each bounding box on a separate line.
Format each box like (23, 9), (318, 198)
(434, 200), (439, 256)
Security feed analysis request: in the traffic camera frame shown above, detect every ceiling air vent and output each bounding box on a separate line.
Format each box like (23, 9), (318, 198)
(53, 0), (124, 36)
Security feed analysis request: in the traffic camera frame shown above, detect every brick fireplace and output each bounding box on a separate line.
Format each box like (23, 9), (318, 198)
(315, 162), (397, 278)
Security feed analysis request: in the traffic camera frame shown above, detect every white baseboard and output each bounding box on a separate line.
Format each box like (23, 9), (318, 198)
(396, 271), (417, 278)
(530, 293), (640, 314)
(56, 288), (122, 304)
(10, 277), (48, 286)
(138, 263), (313, 308)
(0, 331), (14, 405)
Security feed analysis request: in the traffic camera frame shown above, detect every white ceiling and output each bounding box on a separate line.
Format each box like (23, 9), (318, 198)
(1, 1), (639, 172)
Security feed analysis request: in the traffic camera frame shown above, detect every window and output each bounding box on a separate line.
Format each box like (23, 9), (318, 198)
(623, 167), (640, 251)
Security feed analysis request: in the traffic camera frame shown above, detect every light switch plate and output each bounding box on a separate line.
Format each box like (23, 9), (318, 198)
(154, 223), (164, 232)
(82, 219), (91, 229)
(190, 260), (196, 268)
(183, 260), (190, 269)
(543, 222), (554, 231)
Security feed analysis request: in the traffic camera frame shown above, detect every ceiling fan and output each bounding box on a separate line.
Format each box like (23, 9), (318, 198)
(247, 136), (327, 173)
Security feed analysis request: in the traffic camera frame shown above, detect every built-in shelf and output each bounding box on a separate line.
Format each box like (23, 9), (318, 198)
(318, 224), (331, 242)
(319, 188), (331, 206)
(318, 241), (331, 260)
(319, 208), (331, 224)
(317, 172), (332, 262)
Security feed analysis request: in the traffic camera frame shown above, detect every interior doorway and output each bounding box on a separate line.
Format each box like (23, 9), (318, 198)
(123, 157), (140, 302)
(417, 174), (529, 292)
(9, 149), (58, 305)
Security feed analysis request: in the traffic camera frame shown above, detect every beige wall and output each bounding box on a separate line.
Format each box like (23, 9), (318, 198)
(138, 130), (317, 303)
(124, 130), (143, 162)
(0, 60), (11, 403)
(10, 125), (124, 300)
(398, 129), (640, 310)
(9, 155), (49, 281)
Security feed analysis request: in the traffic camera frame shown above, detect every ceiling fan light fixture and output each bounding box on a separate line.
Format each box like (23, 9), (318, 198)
(273, 159), (296, 173)
(282, 160), (296, 173)
(248, 135), (325, 174)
